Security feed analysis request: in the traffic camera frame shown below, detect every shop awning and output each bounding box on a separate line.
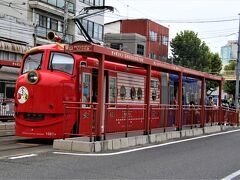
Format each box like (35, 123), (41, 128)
(0, 41), (28, 54)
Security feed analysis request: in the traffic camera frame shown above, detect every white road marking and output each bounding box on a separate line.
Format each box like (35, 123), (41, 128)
(53, 128), (240, 157)
(221, 169), (240, 180)
(8, 154), (38, 160)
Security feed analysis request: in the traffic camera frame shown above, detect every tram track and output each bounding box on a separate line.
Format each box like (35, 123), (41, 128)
(0, 130), (53, 159)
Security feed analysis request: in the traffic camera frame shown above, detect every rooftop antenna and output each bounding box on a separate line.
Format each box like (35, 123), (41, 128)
(72, 6), (114, 44)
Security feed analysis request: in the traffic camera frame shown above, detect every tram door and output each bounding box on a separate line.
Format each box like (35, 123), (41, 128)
(78, 68), (108, 135)
(79, 67), (93, 135)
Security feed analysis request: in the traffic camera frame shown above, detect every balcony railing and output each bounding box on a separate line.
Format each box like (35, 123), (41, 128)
(36, 26), (73, 43)
(29, 0), (75, 14)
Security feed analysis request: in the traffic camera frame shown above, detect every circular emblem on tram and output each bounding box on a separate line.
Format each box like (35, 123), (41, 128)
(17, 86), (29, 104)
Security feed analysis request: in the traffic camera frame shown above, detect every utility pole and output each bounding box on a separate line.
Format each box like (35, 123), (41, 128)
(63, 0), (68, 42)
(235, 13), (240, 110)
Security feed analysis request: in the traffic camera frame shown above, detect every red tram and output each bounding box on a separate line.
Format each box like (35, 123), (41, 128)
(14, 34), (226, 139)
(14, 43), (164, 138)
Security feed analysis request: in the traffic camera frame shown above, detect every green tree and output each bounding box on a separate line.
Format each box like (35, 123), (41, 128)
(223, 60), (237, 98)
(170, 30), (222, 94)
(207, 53), (223, 95)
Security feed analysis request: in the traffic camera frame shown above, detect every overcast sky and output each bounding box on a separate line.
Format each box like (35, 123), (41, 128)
(105, 0), (240, 56)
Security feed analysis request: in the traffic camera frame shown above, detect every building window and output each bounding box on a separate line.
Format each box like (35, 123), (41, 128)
(37, 13), (63, 33)
(162, 36), (168, 46)
(48, 0), (57, 6)
(149, 53), (156, 59)
(39, 15), (47, 28)
(110, 43), (123, 50)
(94, 23), (103, 40)
(95, 0), (100, 6)
(68, 2), (74, 13)
(137, 44), (144, 56)
(50, 19), (58, 31)
(149, 31), (157, 41)
(88, 21), (94, 38)
(39, 0), (74, 13)
(58, 21), (63, 32)
(79, 0), (105, 6)
(90, 0), (94, 5)
(78, 19), (103, 41)
(56, 0), (64, 8)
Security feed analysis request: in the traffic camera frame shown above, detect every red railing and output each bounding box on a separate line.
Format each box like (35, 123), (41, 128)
(104, 103), (147, 138)
(150, 104), (178, 132)
(63, 101), (97, 141)
(62, 102), (239, 140)
(222, 107), (239, 125)
(182, 105), (202, 127)
(204, 106), (220, 125)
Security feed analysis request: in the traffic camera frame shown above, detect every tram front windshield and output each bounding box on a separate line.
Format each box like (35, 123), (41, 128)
(22, 53), (43, 74)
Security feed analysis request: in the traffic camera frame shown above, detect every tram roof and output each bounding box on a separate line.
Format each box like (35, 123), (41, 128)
(64, 41), (222, 81)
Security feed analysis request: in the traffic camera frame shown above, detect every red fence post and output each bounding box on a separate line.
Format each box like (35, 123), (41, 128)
(177, 72), (183, 131)
(201, 77), (205, 127)
(144, 65), (151, 135)
(96, 54), (105, 141)
(218, 79), (223, 124)
(63, 104), (66, 139)
(125, 105), (129, 137)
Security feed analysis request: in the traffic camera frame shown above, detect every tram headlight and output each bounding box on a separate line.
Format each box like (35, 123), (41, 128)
(27, 70), (39, 84)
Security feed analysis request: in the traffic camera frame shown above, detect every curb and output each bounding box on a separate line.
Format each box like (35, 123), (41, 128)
(53, 125), (238, 153)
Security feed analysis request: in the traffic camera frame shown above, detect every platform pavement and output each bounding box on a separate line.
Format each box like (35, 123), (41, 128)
(0, 122), (15, 130)
(53, 125), (239, 153)
(0, 122), (15, 136)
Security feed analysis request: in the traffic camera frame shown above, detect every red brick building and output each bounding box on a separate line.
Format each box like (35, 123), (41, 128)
(105, 19), (169, 61)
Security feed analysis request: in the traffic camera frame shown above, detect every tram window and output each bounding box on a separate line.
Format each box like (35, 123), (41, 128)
(49, 52), (74, 74)
(22, 53), (43, 74)
(152, 89), (157, 101)
(169, 85), (174, 104)
(82, 73), (91, 107)
(151, 80), (158, 88)
(120, 85), (126, 100)
(109, 77), (116, 104)
(186, 92), (190, 104)
(137, 88), (142, 100)
(130, 87), (136, 100)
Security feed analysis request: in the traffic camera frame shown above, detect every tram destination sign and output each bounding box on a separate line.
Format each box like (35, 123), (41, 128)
(64, 44), (93, 52)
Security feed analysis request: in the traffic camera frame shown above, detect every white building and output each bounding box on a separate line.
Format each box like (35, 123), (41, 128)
(75, 0), (105, 43)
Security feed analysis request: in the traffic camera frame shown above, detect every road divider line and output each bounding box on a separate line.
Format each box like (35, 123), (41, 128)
(8, 154), (38, 160)
(221, 169), (240, 180)
(53, 128), (240, 157)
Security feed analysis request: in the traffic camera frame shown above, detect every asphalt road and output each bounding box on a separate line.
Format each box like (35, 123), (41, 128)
(1, 130), (240, 179)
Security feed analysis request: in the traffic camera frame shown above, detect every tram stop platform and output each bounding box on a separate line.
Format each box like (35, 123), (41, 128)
(0, 122), (15, 136)
(53, 125), (239, 153)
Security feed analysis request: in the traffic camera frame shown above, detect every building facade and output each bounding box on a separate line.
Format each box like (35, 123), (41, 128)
(105, 19), (169, 61)
(105, 33), (146, 56)
(75, 0), (105, 43)
(221, 40), (238, 66)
